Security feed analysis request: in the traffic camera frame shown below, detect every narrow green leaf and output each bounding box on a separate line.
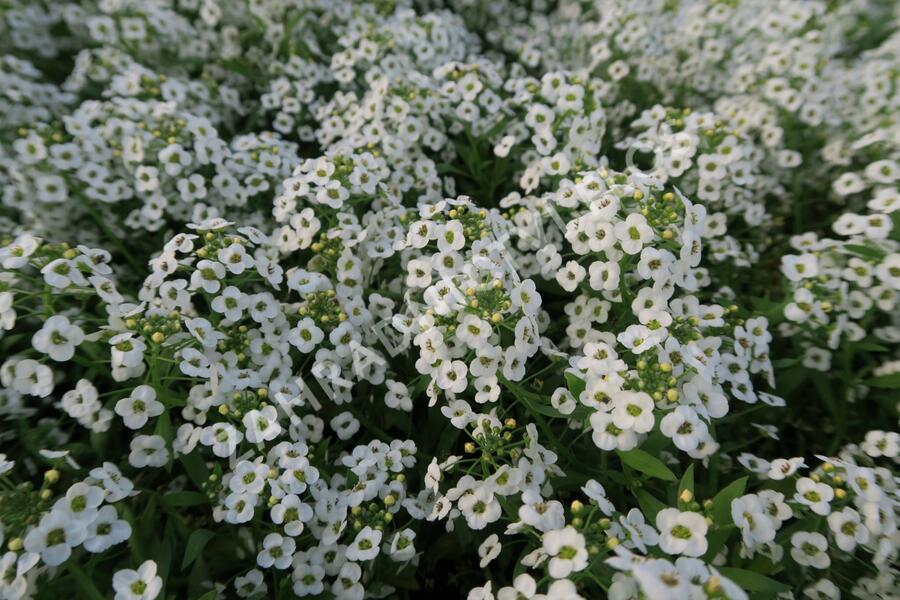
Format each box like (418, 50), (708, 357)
(678, 463), (695, 504)
(704, 525), (735, 562)
(771, 358), (797, 369)
(866, 373), (900, 388)
(155, 519), (176, 583)
(634, 489), (667, 522)
(182, 529), (216, 570)
(180, 451), (210, 488)
(717, 567), (790, 593)
(161, 491), (208, 507)
(501, 376), (568, 419)
(67, 562), (105, 600)
(851, 341), (889, 352)
(711, 477), (748, 525)
(616, 448), (677, 481)
(565, 372), (586, 398)
(844, 244), (886, 260)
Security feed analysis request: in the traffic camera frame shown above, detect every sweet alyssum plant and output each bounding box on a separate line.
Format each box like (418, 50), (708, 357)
(0, 0), (898, 599)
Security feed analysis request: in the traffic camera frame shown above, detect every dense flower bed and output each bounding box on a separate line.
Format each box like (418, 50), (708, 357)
(0, 1), (898, 599)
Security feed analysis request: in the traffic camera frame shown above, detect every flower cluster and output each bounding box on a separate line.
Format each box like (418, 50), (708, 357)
(0, 1), (897, 599)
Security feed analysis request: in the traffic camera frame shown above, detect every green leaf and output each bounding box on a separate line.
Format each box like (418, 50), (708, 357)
(565, 372), (586, 398)
(634, 489), (667, 522)
(161, 491), (208, 507)
(616, 448), (677, 481)
(220, 59), (254, 78)
(155, 519), (176, 584)
(866, 373), (900, 388)
(851, 341), (889, 352)
(771, 358), (797, 369)
(844, 244), (886, 260)
(500, 376), (569, 419)
(717, 567), (790, 593)
(711, 477), (748, 525)
(194, 591), (217, 600)
(67, 562), (105, 600)
(182, 529), (216, 570)
(155, 409), (174, 443)
(775, 366), (808, 397)
(704, 525), (736, 562)
(678, 463), (695, 504)
(180, 451), (210, 488)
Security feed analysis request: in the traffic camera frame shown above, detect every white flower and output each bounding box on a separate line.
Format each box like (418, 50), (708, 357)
(581, 480), (616, 515)
(211, 285), (247, 321)
(767, 457), (805, 481)
(112, 560), (163, 600)
(292, 562), (325, 596)
(437, 220), (465, 252)
(826, 507), (868, 551)
(793, 477), (834, 516)
(861, 430), (900, 458)
(478, 534), (502, 568)
(631, 558), (692, 599)
(24, 510), (87, 566)
(243, 406), (281, 444)
(406, 257), (433, 288)
(54, 482), (104, 522)
(457, 486), (502, 530)
(511, 279), (541, 316)
(615, 213), (653, 254)
(497, 574), (537, 600)
(329, 411), (360, 441)
(129, 435), (169, 468)
(803, 578), (840, 600)
(257, 533), (294, 569)
(270, 494), (312, 537)
(0, 550), (37, 599)
(332, 561), (363, 599)
(556, 260), (586, 292)
(781, 254), (819, 282)
(115, 385), (164, 430)
(346, 526), (382, 562)
(655, 508), (708, 557)
(730, 494), (776, 548)
(110, 334), (146, 369)
(288, 318), (324, 353)
(235, 569), (267, 598)
(790, 532), (830, 569)
(387, 528), (417, 562)
(436, 359), (468, 393)
(217, 242), (254, 275)
(84, 505), (132, 553)
(618, 508), (658, 553)
(611, 391), (655, 433)
(542, 526), (588, 578)
(519, 492), (565, 532)
(32, 315), (84, 361)
(659, 406), (708, 452)
(590, 412), (639, 451)
(89, 462), (134, 502)
(190, 259), (226, 293)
